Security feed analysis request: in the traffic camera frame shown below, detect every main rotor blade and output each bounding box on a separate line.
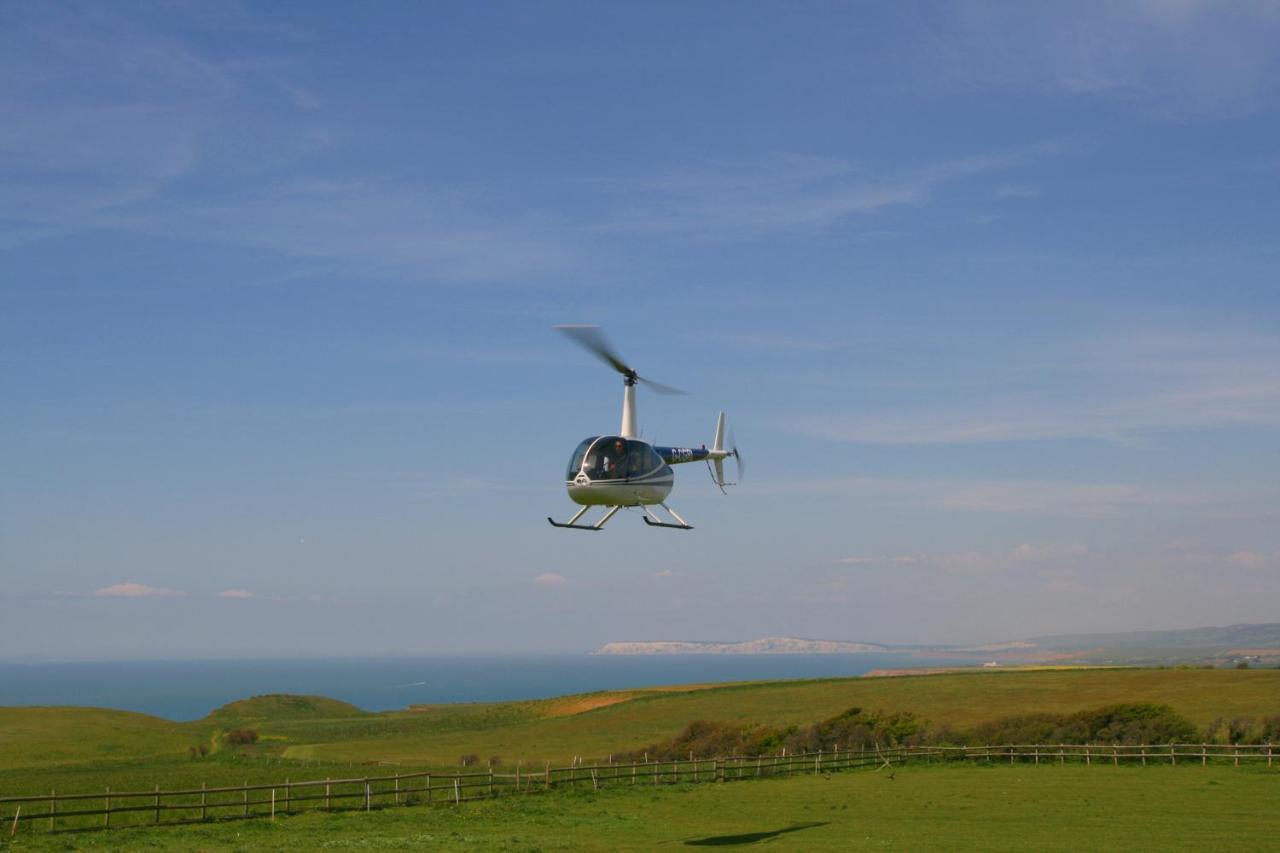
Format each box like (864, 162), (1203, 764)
(730, 428), (744, 482)
(554, 325), (634, 378)
(554, 325), (686, 394)
(638, 376), (686, 396)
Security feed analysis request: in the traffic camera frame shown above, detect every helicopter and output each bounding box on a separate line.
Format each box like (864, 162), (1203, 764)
(548, 325), (742, 531)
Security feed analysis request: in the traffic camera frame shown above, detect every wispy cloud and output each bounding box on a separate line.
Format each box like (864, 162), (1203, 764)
(838, 543), (1090, 576)
(93, 582), (185, 598)
(786, 327), (1280, 445)
(0, 6), (576, 281)
(216, 589), (256, 599)
(937, 3), (1280, 117)
(756, 475), (1273, 520)
(532, 572), (567, 587)
(592, 142), (1077, 240)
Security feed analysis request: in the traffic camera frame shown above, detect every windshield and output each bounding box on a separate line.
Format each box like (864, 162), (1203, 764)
(565, 437), (596, 480)
(581, 437), (663, 481)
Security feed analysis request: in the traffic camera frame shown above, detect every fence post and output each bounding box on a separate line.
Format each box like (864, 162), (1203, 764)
(546, 762), (551, 791)
(364, 780), (370, 812)
(201, 783), (207, 821)
(243, 781), (249, 817)
(325, 778), (331, 811)
(1141, 746), (1147, 767)
(154, 784), (161, 823)
(271, 789), (276, 820)
(394, 774), (400, 806)
(1112, 747), (1118, 767)
(453, 777), (460, 804)
(9, 806), (19, 839)
(1235, 748), (1240, 768)
(104, 787), (110, 828)
(1170, 745), (1175, 766)
(1085, 745), (1091, 766)
(48, 789), (55, 832)
(285, 778), (290, 813)
(489, 768), (494, 797)
(1268, 744), (1273, 768)
(1202, 744), (1207, 767)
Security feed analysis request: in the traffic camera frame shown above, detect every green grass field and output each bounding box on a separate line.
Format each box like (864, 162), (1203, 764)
(3, 764), (1276, 851)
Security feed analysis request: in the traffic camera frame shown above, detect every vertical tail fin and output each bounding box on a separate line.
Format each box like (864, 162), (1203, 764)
(712, 412), (726, 489)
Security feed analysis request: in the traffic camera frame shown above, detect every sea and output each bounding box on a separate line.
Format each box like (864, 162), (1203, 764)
(0, 653), (978, 721)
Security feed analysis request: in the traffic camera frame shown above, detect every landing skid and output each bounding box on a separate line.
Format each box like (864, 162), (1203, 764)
(547, 503), (693, 531)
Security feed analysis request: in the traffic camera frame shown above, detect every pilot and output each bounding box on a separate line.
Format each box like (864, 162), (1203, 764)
(603, 438), (628, 479)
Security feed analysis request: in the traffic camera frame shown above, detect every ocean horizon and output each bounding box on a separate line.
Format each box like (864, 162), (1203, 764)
(0, 653), (979, 721)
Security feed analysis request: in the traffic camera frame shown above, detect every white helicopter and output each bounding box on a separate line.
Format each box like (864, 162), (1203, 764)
(548, 325), (742, 531)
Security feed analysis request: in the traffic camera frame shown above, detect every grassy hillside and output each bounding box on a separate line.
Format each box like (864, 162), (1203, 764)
(277, 667), (1280, 766)
(0, 707), (194, 770)
(2, 668), (1276, 792)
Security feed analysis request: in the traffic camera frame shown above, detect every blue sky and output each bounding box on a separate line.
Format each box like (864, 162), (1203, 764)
(3, 1), (1279, 660)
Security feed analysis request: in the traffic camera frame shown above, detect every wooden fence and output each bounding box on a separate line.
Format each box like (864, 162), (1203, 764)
(2, 743), (1274, 836)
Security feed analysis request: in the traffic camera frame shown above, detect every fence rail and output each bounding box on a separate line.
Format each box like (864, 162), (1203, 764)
(2, 743), (1274, 836)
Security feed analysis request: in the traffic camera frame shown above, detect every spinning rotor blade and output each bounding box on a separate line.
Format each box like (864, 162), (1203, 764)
(730, 428), (745, 483)
(638, 376), (685, 396)
(554, 325), (685, 394)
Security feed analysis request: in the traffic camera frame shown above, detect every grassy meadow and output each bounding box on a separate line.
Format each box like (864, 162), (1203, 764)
(3, 764), (1276, 851)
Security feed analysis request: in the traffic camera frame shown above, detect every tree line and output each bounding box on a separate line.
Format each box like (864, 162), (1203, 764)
(624, 703), (1280, 761)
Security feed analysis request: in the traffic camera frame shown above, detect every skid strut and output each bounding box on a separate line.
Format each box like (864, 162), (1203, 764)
(641, 503), (693, 530)
(549, 503), (693, 531)
(547, 505), (622, 531)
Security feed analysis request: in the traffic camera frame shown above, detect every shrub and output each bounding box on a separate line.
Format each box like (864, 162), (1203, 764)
(225, 729), (259, 746)
(459, 753), (479, 767)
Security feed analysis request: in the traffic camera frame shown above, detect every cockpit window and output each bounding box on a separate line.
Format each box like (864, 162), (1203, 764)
(577, 437), (664, 481)
(565, 437), (595, 480)
(584, 436), (631, 480)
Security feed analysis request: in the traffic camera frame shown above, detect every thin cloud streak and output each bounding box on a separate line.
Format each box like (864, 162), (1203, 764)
(592, 142), (1080, 240)
(753, 476), (1275, 519)
(786, 327), (1280, 445)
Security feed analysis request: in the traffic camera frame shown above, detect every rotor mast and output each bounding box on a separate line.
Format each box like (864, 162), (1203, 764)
(621, 375), (637, 438)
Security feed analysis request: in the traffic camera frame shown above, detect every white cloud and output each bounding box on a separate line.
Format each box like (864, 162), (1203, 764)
(93, 582), (184, 598)
(217, 589), (256, 599)
(655, 569), (675, 578)
(532, 572), (567, 586)
(1229, 550), (1271, 570)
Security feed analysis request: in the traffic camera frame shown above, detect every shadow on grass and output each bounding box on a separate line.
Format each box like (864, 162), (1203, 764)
(685, 821), (828, 846)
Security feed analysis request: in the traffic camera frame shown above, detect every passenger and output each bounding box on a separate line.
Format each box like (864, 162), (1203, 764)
(603, 438), (628, 479)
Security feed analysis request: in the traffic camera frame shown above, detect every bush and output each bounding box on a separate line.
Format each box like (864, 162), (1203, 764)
(225, 729), (259, 746)
(459, 753), (479, 767)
